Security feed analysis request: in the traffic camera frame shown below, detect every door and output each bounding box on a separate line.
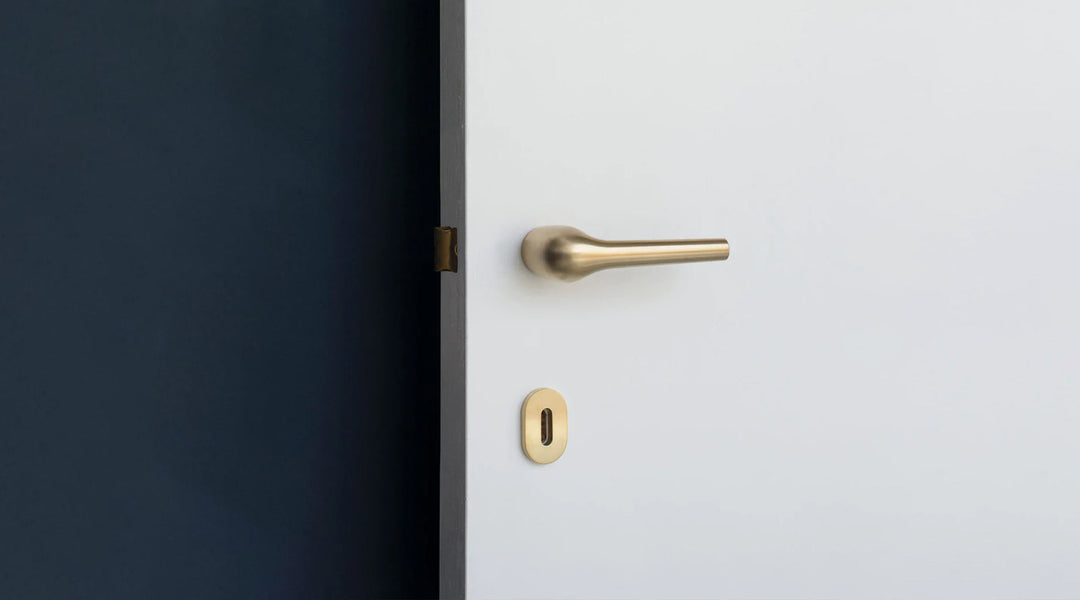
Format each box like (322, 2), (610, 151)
(440, 1), (1080, 597)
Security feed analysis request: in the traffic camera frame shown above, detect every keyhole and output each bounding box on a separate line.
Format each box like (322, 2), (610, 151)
(540, 408), (553, 446)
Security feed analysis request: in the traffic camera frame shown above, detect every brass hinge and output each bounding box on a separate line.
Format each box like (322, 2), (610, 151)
(434, 226), (458, 272)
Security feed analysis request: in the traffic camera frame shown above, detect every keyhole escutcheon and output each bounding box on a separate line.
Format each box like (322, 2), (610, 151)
(521, 388), (567, 464)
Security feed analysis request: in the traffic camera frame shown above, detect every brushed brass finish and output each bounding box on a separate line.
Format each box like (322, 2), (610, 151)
(434, 226), (458, 272)
(521, 388), (568, 464)
(521, 226), (729, 281)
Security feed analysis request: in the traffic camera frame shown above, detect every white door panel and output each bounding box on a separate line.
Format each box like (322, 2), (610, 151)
(454, 2), (1080, 597)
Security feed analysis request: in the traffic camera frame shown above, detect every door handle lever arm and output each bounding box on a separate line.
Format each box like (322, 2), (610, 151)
(521, 226), (729, 282)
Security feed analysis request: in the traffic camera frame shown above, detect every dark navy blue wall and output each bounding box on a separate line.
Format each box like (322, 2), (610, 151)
(0, 2), (439, 597)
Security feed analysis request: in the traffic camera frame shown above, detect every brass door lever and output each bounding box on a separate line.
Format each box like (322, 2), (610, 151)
(521, 226), (729, 282)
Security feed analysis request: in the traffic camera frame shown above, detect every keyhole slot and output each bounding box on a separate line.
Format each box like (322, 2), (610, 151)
(540, 408), (553, 446)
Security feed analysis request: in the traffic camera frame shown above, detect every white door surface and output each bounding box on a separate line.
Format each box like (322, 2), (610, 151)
(441, 2), (1080, 597)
